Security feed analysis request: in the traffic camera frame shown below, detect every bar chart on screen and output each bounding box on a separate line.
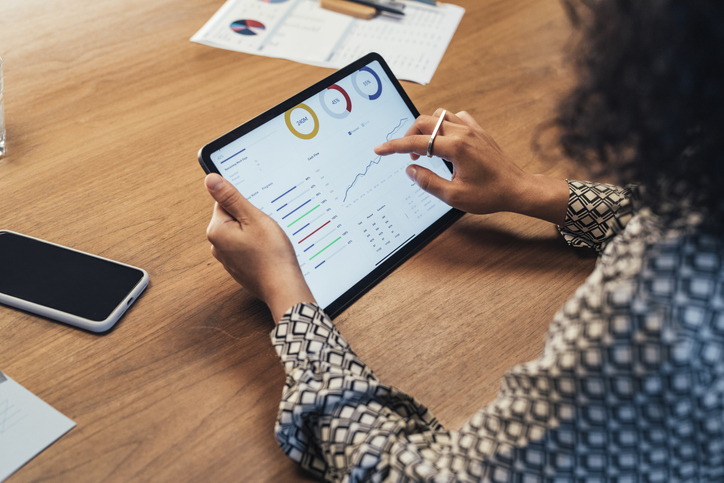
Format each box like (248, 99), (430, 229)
(265, 178), (352, 277)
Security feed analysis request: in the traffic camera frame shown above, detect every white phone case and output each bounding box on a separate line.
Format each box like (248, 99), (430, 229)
(0, 230), (149, 332)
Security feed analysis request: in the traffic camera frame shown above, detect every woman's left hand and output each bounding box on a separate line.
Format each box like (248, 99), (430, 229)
(205, 173), (315, 322)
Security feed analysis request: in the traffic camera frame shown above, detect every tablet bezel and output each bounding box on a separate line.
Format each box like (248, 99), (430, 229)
(198, 52), (463, 318)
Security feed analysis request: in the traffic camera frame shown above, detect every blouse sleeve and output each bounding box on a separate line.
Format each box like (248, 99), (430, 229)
(274, 299), (615, 483)
(558, 180), (639, 252)
(275, 299), (626, 483)
(272, 303), (443, 482)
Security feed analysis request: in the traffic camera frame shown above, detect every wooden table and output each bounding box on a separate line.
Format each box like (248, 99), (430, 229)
(0, 1), (595, 481)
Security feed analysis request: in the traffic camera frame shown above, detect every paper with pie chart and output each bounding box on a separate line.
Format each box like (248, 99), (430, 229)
(191, 0), (465, 85)
(207, 60), (453, 307)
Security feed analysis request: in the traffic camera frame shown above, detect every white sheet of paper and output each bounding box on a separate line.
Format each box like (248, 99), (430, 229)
(191, 0), (465, 85)
(0, 372), (75, 482)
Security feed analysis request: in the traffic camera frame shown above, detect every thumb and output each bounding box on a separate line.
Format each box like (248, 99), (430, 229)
(205, 173), (254, 221)
(406, 165), (453, 204)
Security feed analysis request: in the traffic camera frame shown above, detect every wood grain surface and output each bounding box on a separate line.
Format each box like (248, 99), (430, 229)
(0, 1), (595, 481)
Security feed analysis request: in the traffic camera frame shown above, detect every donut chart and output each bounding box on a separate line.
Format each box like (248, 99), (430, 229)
(285, 103), (320, 140)
(230, 19), (266, 36)
(319, 84), (352, 119)
(351, 66), (382, 101)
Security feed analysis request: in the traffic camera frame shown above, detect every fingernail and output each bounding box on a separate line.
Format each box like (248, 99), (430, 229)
(208, 175), (223, 191)
(406, 165), (417, 180)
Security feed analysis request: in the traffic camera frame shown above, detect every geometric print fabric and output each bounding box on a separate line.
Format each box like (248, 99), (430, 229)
(559, 180), (638, 251)
(272, 180), (724, 482)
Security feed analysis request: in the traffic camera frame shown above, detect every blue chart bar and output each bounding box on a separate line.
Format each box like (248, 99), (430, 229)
(272, 186), (297, 203)
(220, 148), (246, 165)
(304, 244), (315, 252)
(292, 223), (309, 236)
(315, 261), (325, 269)
(276, 203), (288, 212)
(282, 199), (311, 220)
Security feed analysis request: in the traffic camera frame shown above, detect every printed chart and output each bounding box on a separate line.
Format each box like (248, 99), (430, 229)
(230, 19), (266, 36)
(191, 0), (465, 85)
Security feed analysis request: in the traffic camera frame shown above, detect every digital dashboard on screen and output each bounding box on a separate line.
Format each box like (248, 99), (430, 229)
(199, 53), (461, 315)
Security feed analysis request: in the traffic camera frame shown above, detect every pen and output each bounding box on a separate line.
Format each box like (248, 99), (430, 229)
(346, 0), (405, 16)
(406, 0), (438, 5)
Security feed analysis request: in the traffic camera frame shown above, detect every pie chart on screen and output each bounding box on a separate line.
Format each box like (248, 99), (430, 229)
(230, 20), (266, 36)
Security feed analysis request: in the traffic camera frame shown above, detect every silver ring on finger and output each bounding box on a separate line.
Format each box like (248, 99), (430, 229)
(427, 110), (446, 158)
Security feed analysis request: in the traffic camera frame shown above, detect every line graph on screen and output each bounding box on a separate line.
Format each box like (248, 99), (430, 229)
(343, 118), (408, 202)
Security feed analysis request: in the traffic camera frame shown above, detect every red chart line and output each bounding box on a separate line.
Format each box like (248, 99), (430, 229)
(298, 220), (330, 244)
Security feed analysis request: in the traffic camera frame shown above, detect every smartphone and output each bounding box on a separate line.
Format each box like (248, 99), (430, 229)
(0, 230), (149, 332)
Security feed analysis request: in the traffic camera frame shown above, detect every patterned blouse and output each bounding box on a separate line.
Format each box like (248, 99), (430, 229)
(270, 180), (724, 482)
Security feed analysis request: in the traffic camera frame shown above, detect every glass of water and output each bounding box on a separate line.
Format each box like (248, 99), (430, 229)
(0, 57), (5, 157)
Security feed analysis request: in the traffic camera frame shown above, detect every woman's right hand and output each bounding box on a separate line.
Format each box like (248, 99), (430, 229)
(374, 109), (568, 225)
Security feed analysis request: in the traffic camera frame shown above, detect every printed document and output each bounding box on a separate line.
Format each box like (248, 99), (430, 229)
(0, 371), (75, 481)
(191, 0), (465, 85)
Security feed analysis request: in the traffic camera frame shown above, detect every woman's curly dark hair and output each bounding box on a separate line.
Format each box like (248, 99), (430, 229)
(557, 0), (724, 226)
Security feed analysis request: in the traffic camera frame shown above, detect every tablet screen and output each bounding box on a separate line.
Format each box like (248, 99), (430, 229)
(200, 54), (461, 314)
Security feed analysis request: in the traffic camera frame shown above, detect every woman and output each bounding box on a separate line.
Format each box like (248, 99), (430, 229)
(205, 0), (724, 480)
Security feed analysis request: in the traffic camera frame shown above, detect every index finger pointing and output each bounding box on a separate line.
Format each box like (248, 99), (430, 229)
(374, 134), (431, 157)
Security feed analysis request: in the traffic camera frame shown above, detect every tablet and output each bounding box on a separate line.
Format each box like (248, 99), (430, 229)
(199, 52), (462, 317)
